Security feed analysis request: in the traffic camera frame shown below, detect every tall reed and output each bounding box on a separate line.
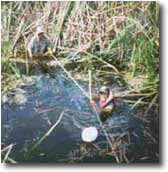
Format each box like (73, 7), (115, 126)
(1, 1), (159, 97)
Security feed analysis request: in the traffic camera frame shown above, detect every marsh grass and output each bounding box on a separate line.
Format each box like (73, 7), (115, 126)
(1, 1), (159, 163)
(1, 1), (159, 107)
(2, 5), (158, 72)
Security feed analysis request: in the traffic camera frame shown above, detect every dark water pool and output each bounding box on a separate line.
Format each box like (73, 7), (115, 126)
(1, 69), (157, 163)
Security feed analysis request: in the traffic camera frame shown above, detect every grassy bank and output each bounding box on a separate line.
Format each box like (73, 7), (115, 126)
(1, 1), (159, 100)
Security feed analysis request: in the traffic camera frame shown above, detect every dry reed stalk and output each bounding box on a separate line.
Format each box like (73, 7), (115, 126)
(53, 1), (71, 52)
(116, 92), (157, 98)
(12, 14), (25, 54)
(144, 94), (158, 117)
(144, 129), (157, 144)
(6, 157), (17, 163)
(123, 154), (129, 164)
(2, 144), (14, 163)
(6, 2), (12, 41)
(89, 70), (92, 100)
(83, 51), (120, 74)
(122, 99), (158, 106)
(129, 97), (144, 111)
(30, 111), (65, 152)
(1, 144), (14, 153)
(130, 43), (136, 68)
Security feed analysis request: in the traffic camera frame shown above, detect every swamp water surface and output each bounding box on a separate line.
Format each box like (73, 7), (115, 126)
(1, 68), (156, 163)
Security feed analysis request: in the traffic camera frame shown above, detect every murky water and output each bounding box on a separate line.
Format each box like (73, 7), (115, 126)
(1, 69), (155, 163)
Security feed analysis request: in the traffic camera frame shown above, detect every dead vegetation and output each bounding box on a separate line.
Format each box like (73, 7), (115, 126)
(1, 1), (159, 163)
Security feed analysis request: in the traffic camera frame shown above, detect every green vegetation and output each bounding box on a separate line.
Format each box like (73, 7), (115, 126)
(1, 1), (159, 163)
(1, 1), (159, 99)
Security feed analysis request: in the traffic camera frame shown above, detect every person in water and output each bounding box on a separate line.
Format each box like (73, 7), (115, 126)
(90, 86), (118, 121)
(27, 26), (53, 60)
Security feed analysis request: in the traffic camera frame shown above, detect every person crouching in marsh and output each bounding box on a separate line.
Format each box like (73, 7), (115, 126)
(90, 86), (119, 122)
(27, 26), (53, 64)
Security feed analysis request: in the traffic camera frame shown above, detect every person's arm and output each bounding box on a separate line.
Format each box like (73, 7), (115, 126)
(27, 37), (35, 59)
(45, 35), (53, 55)
(90, 95), (100, 106)
(107, 90), (114, 102)
(27, 48), (32, 58)
(102, 91), (114, 108)
(47, 47), (53, 56)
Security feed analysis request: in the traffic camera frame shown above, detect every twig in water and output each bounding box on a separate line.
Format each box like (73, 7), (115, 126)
(116, 92), (157, 98)
(144, 129), (157, 144)
(2, 144), (14, 163)
(122, 99), (158, 106)
(7, 157), (18, 164)
(30, 111), (65, 152)
(129, 97), (144, 111)
(89, 70), (92, 100)
(144, 94), (158, 117)
(1, 144), (14, 153)
(123, 154), (129, 164)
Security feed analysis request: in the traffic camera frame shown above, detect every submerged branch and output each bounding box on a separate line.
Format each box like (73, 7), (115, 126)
(2, 144), (14, 163)
(30, 111), (65, 152)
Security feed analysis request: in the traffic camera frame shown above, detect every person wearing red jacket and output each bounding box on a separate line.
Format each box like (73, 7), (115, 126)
(90, 86), (119, 121)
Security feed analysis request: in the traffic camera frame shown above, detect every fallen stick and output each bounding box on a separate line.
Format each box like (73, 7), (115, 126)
(1, 144), (14, 153)
(30, 111), (65, 152)
(89, 70), (92, 100)
(144, 94), (158, 116)
(115, 92), (157, 98)
(144, 129), (157, 143)
(123, 154), (129, 164)
(129, 97), (144, 111)
(7, 157), (17, 164)
(2, 144), (14, 163)
(122, 99), (158, 106)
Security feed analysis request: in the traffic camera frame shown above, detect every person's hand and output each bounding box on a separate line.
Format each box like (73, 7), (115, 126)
(49, 48), (53, 55)
(29, 54), (33, 59)
(45, 48), (53, 56)
(90, 99), (96, 106)
(28, 49), (33, 59)
(106, 91), (114, 103)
